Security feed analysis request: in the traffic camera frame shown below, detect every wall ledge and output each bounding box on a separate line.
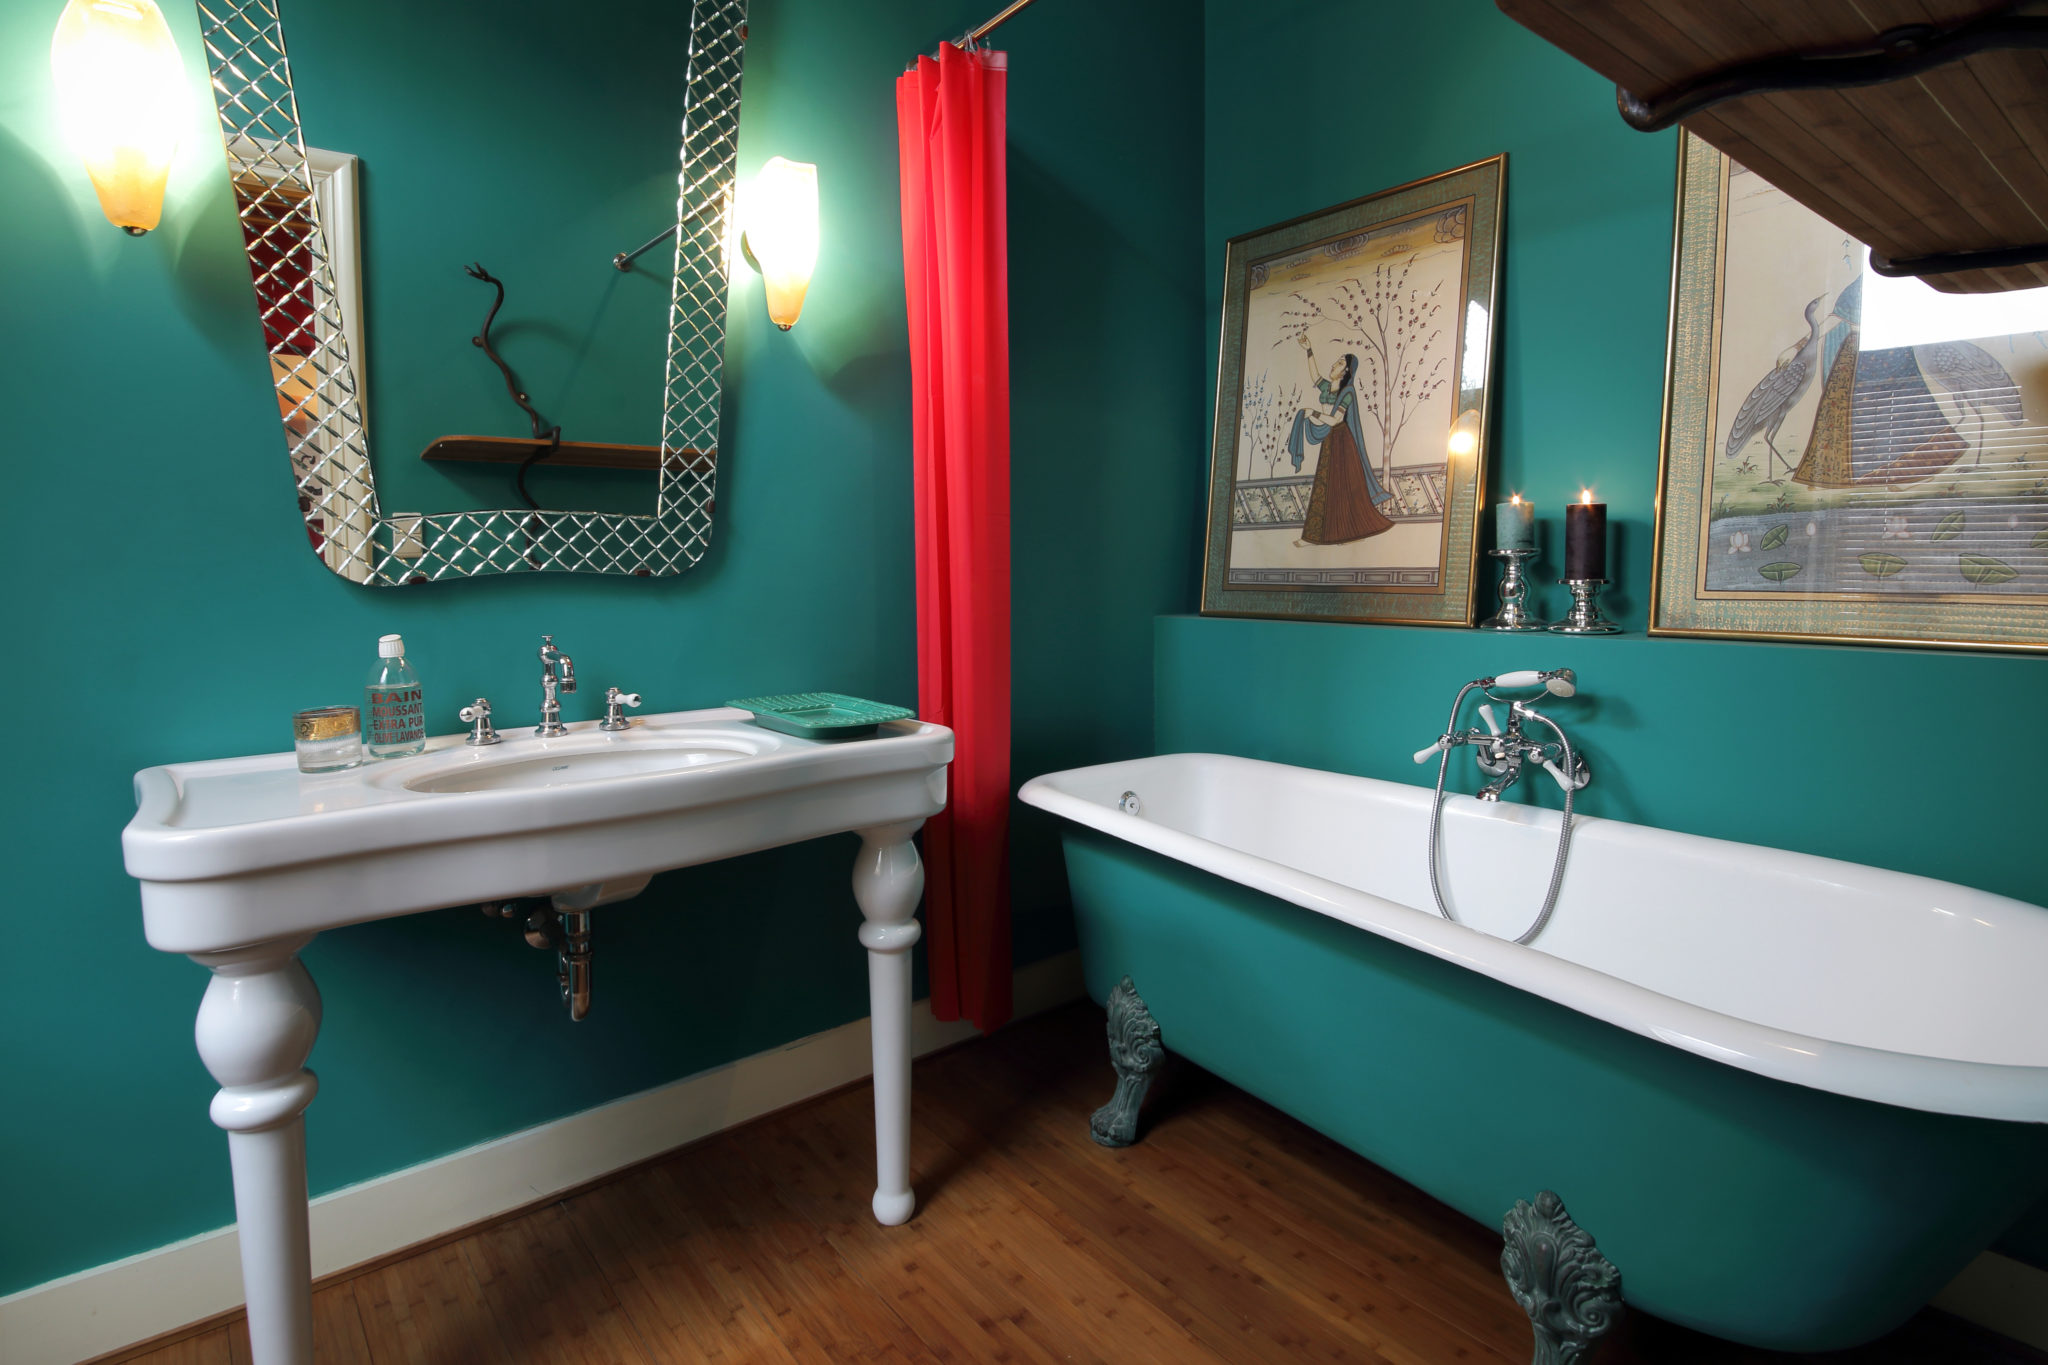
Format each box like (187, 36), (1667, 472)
(0, 951), (1085, 1365)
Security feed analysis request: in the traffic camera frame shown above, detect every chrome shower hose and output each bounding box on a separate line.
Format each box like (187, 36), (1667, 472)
(1425, 681), (1577, 946)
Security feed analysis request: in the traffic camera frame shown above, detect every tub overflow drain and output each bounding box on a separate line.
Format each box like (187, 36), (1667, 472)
(1118, 791), (1142, 816)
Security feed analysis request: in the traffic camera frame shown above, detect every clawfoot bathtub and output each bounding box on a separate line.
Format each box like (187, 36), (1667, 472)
(1019, 754), (2048, 1355)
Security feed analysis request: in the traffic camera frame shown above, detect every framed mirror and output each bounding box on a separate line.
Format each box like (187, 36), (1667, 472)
(198, 0), (748, 584)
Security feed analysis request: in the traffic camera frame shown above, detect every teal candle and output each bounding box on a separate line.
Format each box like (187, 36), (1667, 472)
(1495, 496), (1535, 552)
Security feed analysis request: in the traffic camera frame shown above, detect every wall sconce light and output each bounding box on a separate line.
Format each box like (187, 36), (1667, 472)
(50, 0), (187, 236)
(742, 156), (818, 331)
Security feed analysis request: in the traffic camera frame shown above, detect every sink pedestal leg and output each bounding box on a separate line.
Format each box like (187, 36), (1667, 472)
(191, 936), (322, 1365)
(853, 821), (924, 1226)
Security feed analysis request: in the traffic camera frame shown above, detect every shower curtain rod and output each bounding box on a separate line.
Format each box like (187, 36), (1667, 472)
(908, 0), (1040, 63)
(961, 0), (1039, 44)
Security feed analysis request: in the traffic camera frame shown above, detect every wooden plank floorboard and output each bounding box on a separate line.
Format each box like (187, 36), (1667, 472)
(1134, 1101), (1526, 1359)
(118, 1002), (2040, 1365)
(457, 1204), (655, 1365)
(755, 1090), (1172, 1365)
(659, 1136), (931, 1364)
(906, 1089), (1358, 1365)
(803, 1084), (1222, 1365)
(561, 1166), (801, 1365)
(349, 1240), (508, 1365)
(922, 1022), (1521, 1360)
(912, 1049), (1399, 1365)
(1166, 1094), (1532, 1346)
(310, 1283), (375, 1365)
(131, 1330), (236, 1365)
(762, 1108), (1067, 1362)
(730, 1108), (1017, 1364)
(921, 1042), (1490, 1365)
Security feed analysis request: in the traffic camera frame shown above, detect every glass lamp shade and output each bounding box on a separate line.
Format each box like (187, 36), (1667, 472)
(50, 0), (187, 235)
(746, 157), (818, 330)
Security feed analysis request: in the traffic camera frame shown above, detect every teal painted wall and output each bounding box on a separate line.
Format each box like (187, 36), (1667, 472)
(0, 0), (1201, 1294)
(1185, 0), (2047, 1263)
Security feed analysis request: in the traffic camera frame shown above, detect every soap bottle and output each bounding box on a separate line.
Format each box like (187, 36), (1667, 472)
(364, 634), (426, 759)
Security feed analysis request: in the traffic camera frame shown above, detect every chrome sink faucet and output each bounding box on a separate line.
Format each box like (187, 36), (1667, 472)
(536, 634), (577, 737)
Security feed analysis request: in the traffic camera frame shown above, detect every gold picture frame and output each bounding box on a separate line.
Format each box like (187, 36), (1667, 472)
(1200, 156), (1504, 627)
(1651, 132), (2048, 652)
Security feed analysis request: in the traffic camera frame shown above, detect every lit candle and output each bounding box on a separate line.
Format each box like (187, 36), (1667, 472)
(1564, 489), (1606, 580)
(1495, 494), (1535, 552)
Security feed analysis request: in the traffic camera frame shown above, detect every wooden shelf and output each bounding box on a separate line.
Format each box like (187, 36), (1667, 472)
(1497, 0), (2048, 293)
(420, 435), (672, 471)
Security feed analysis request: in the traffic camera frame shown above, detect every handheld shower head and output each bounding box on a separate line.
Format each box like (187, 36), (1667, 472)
(1487, 668), (1577, 698)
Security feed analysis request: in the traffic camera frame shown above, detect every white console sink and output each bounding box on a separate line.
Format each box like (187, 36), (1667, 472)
(123, 705), (952, 1365)
(126, 708), (949, 953)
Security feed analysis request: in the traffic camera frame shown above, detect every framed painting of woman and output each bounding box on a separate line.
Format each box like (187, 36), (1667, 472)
(1201, 156), (1504, 626)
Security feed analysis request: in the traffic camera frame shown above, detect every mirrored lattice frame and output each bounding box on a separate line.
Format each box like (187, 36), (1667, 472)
(197, 0), (747, 584)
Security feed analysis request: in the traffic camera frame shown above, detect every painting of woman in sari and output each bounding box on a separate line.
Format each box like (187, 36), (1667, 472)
(1201, 155), (1503, 627)
(1288, 337), (1394, 544)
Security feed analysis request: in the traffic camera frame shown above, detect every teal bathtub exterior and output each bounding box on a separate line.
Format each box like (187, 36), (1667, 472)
(1058, 825), (2048, 1351)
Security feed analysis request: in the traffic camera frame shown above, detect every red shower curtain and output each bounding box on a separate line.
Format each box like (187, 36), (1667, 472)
(896, 44), (1011, 1033)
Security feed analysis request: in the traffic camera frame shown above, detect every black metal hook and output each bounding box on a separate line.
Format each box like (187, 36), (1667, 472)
(465, 262), (560, 511)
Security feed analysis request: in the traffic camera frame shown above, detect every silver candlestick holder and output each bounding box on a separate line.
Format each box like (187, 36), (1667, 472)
(1549, 578), (1622, 634)
(1479, 548), (1546, 631)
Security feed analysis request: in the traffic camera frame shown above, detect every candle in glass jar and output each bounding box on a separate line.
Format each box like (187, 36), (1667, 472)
(1564, 491), (1606, 580)
(1495, 494), (1535, 552)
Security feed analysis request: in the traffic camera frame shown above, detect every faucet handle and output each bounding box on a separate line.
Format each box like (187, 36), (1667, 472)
(459, 698), (501, 746)
(599, 687), (642, 733)
(1477, 704), (1502, 737)
(1539, 753), (1591, 792)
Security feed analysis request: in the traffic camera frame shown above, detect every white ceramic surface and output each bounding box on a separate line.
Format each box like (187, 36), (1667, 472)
(126, 708), (952, 1365)
(126, 709), (951, 954)
(1019, 753), (2048, 1124)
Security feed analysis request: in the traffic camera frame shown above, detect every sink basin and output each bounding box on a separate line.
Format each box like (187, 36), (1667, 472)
(124, 707), (952, 954)
(386, 734), (763, 793)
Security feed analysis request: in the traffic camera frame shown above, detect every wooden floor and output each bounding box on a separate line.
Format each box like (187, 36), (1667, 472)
(122, 1002), (2039, 1365)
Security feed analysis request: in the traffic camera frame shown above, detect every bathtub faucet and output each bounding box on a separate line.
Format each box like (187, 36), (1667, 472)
(1417, 670), (1593, 946)
(1474, 699), (1588, 801)
(1413, 671), (1590, 802)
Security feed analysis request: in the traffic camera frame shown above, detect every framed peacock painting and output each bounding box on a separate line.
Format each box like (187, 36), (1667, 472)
(1653, 131), (2048, 651)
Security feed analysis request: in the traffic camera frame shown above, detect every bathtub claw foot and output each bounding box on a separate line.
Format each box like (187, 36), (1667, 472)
(1090, 976), (1163, 1148)
(1502, 1191), (1622, 1365)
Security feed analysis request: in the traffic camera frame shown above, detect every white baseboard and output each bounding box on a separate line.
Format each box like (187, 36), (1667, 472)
(1933, 1249), (2048, 1350)
(0, 951), (1085, 1365)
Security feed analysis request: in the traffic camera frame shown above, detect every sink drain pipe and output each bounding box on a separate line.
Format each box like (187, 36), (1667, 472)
(482, 873), (651, 1021)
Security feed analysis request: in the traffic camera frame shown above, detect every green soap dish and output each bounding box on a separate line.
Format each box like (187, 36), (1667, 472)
(727, 692), (915, 740)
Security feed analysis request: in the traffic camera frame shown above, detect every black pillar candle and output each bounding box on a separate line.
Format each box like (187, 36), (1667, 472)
(1564, 496), (1606, 580)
